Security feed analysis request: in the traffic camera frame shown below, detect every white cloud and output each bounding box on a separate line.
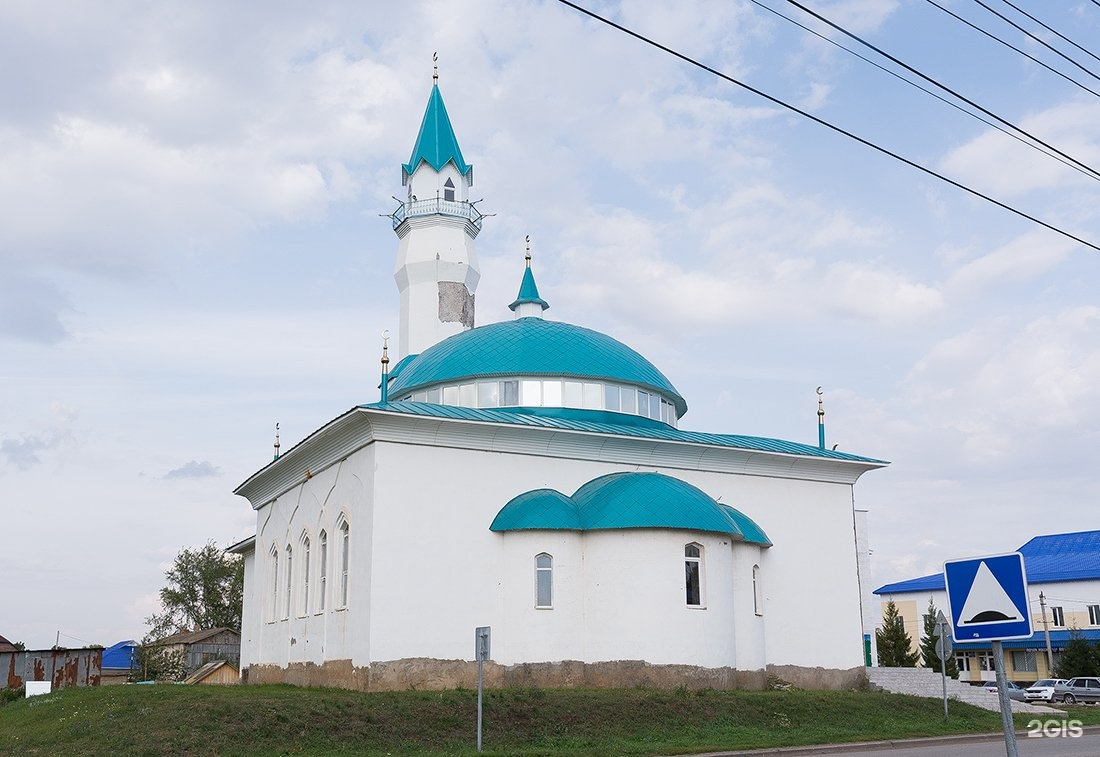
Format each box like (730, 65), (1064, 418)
(163, 460), (222, 480)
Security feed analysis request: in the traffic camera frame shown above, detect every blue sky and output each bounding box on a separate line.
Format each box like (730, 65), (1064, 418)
(2, 0), (1098, 648)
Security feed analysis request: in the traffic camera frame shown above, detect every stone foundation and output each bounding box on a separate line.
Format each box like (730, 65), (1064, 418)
(244, 658), (864, 692)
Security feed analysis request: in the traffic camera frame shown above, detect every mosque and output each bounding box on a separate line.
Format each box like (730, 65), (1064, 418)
(230, 72), (887, 691)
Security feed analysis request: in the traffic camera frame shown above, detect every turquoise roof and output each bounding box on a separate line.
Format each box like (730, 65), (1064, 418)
(489, 472), (772, 545)
(361, 401), (889, 464)
(509, 266), (549, 311)
(387, 318), (688, 417)
(402, 84), (471, 178)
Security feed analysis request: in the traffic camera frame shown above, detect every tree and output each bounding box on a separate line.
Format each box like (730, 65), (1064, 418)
(919, 597), (958, 677)
(145, 541), (244, 640)
(1054, 629), (1100, 679)
(876, 600), (919, 667)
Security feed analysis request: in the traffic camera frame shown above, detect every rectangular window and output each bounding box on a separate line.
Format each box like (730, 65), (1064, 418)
(636, 390), (649, 416)
(535, 553), (553, 608)
(425, 387), (441, 403)
(477, 381), (499, 407)
(620, 387), (636, 414)
(582, 382), (602, 409)
(979, 652), (995, 671)
(542, 380), (562, 406)
(521, 380), (541, 406)
(500, 380), (519, 406)
(339, 522), (350, 608)
(1089, 605), (1100, 626)
(302, 539), (311, 615)
(649, 393), (661, 419)
(684, 544), (702, 607)
(459, 383), (476, 407)
(318, 531), (328, 612)
(956, 653), (971, 672)
(1051, 606), (1065, 627)
(562, 381), (583, 407)
(442, 385), (459, 405)
(604, 385), (620, 411)
(1012, 650), (1037, 672)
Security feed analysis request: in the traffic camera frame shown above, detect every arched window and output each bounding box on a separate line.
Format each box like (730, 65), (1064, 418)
(535, 553), (553, 608)
(301, 534), (311, 616)
(443, 177), (455, 202)
(684, 543), (703, 607)
(339, 519), (350, 608)
(269, 546), (279, 622)
(753, 564), (763, 616)
(285, 545), (293, 619)
(318, 529), (328, 613)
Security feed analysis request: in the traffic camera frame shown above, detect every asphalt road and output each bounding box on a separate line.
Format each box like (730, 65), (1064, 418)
(689, 726), (1100, 757)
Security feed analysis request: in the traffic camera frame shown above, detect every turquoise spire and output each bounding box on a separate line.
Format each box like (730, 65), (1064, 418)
(402, 83), (471, 180)
(509, 238), (549, 314)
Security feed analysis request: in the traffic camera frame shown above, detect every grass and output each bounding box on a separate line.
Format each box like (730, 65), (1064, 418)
(2, 684), (1098, 756)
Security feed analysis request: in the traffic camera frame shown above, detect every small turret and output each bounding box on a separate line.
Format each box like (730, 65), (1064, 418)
(509, 236), (549, 319)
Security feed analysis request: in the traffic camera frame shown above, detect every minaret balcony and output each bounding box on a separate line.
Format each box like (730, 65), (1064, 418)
(391, 198), (483, 231)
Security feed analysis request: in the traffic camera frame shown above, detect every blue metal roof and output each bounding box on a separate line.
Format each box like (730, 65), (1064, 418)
(509, 265), (549, 311)
(360, 401), (889, 464)
(385, 318), (689, 417)
(402, 84), (471, 178)
(874, 530), (1100, 595)
(101, 639), (138, 670)
(955, 628), (1100, 652)
(490, 471), (772, 544)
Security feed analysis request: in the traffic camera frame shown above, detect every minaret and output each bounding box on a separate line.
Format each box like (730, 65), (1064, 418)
(509, 236), (549, 319)
(392, 61), (482, 359)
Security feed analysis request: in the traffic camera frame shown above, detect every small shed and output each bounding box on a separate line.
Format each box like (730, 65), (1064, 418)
(182, 660), (238, 685)
(149, 628), (241, 673)
(100, 640), (139, 685)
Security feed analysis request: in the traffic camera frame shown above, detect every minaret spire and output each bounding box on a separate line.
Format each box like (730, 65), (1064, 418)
(392, 70), (482, 359)
(510, 236), (549, 318)
(380, 330), (391, 403)
(817, 387), (826, 450)
(273, 422), (281, 461)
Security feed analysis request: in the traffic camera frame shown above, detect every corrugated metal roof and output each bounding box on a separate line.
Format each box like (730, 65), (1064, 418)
(364, 401), (887, 464)
(490, 471), (771, 545)
(873, 529), (1100, 594)
(402, 84), (471, 178)
(101, 640), (138, 669)
(385, 318), (688, 416)
(955, 628), (1100, 651)
(152, 627), (240, 646)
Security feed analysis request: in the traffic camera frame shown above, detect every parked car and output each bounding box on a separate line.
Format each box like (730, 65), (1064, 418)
(1025, 679), (1068, 703)
(978, 680), (1028, 701)
(1059, 677), (1100, 704)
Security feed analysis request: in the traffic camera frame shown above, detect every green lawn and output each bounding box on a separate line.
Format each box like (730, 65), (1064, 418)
(1, 684), (1096, 756)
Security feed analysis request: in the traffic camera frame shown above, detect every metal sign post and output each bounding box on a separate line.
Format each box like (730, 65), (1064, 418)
(935, 610), (951, 719)
(475, 626), (491, 753)
(944, 553), (1031, 757)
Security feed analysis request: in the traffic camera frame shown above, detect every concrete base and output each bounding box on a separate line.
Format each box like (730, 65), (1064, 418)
(243, 658), (865, 692)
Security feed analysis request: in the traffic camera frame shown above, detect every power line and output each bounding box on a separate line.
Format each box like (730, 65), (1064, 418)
(971, 0), (1100, 84)
(924, 0), (1100, 101)
(998, 0), (1100, 67)
(752, 0), (1100, 183)
(782, 0), (1100, 181)
(554, 0), (1100, 253)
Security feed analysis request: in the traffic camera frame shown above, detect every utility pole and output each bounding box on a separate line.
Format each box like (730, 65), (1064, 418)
(1039, 591), (1054, 675)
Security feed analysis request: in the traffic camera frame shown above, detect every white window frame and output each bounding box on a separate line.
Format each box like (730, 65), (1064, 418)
(752, 564), (763, 616)
(956, 652), (971, 672)
(684, 543), (704, 608)
(535, 553), (553, 609)
(318, 529), (328, 614)
(338, 519), (350, 609)
(300, 532), (311, 617)
(1088, 604), (1100, 626)
(268, 546), (279, 623)
(284, 544), (293, 620)
(979, 652), (995, 671)
(1051, 606), (1065, 627)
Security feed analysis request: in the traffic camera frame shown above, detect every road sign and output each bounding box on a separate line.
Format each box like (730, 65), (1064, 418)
(944, 552), (1032, 642)
(934, 610), (952, 658)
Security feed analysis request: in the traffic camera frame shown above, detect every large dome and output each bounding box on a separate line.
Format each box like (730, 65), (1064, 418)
(388, 317), (687, 419)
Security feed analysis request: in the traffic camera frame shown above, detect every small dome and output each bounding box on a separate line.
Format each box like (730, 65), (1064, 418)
(388, 318), (687, 418)
(490, 472), (771, 545)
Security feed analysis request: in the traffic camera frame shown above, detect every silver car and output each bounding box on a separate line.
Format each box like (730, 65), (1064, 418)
(1025, 678), (1068, 703)
(1059, 676), (1100, 704)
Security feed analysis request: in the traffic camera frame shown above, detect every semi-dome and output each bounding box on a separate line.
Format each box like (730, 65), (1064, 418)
(489, 472), (771, 545)
(388, 317), (688, 421)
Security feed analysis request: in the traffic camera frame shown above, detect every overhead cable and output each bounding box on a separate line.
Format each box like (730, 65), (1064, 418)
(971, 0), (1100, 84)
(925, 0), (1100, 101)
(998, 0), (1100, 67)
(554, 0), (1100, 254)
(752, 0), (1100, 183)
(782, 0), (1100, 181)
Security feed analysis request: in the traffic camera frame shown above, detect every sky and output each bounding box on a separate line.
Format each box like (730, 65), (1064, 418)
(2, 0), (1098, 650)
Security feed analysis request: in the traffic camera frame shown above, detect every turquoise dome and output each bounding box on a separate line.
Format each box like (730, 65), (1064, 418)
(489, 472), (771, 545)
(388, 318), (687, 417)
